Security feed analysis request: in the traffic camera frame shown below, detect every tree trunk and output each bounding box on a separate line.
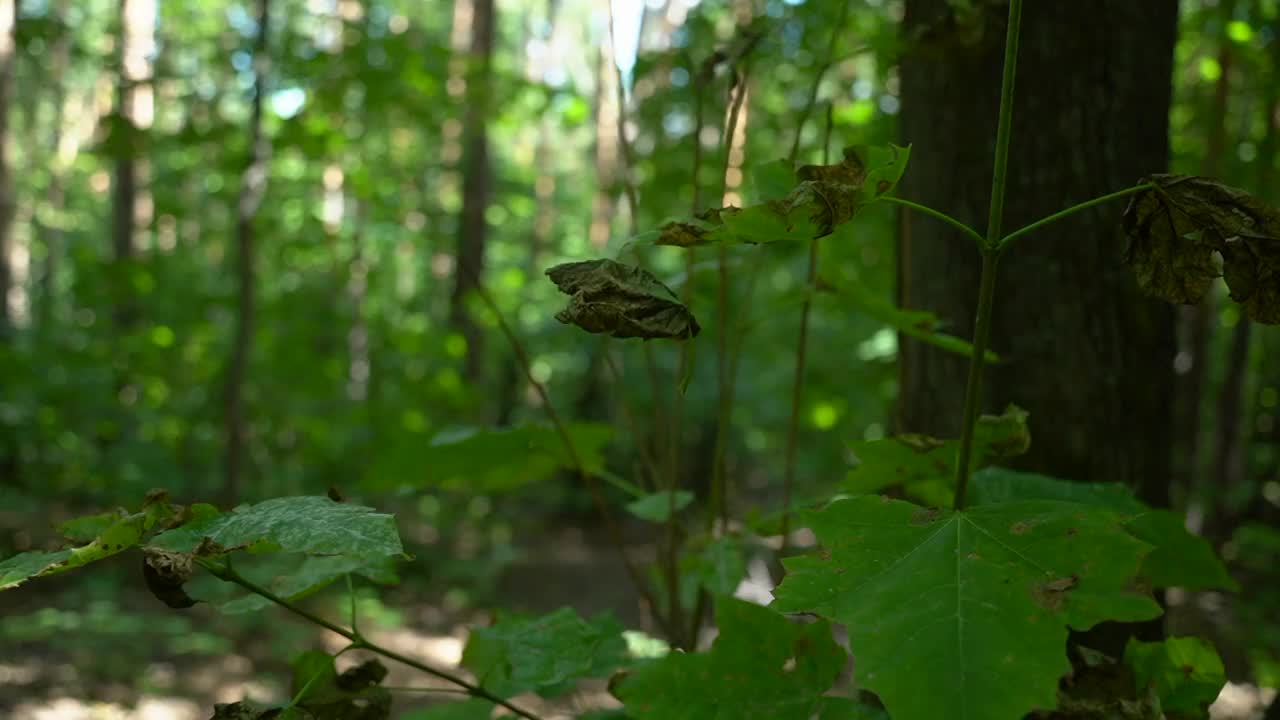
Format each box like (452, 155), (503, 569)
(0, 0), (16, 489)
(0, 0), (15, 335)
(897, 1), (1178, 510)
(223, 0), (271, 506)
(1177, 0), (1237, 511)
(448, 0), (495, 382)
(898, 1), (1179, 654)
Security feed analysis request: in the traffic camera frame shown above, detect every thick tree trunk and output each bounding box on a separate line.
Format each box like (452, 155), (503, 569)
(448, 0), (495, 382)
(223, 0), (271, 506)
(897, 1), (1178, 511)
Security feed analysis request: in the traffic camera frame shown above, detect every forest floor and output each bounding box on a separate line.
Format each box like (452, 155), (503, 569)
(1, 524), (1276, 720)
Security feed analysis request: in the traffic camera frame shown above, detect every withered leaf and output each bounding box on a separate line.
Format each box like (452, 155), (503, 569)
(655, 144), (910, 247)
(142, 549), (198, 609)
(545, 259), (701, 340)
(1123, 174), (1280, 323)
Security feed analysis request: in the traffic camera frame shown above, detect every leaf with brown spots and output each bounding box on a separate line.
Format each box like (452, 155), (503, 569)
(844, 404), (1030, 504)
(651, 144), (911, 247)
(773, 497), (1159, 720)
(1122, 174), (1280, 324)
(614, 596), (846, 719)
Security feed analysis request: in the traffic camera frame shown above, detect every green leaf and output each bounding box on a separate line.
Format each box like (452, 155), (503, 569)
(400, 699), (494, 720)
(57, 508), (130, 543)
(969, 467), (1144, 512)
(1, 508), (157, 590)
(971, 468), (1238, 591)
(291, 650), (340, 703)
(624, 491), (694, 523)
(746, 158), (797, 203)
(148, 496), (404, 564)
(614, 596), (846, 719)
(682, 536), (746, 597)
(366, 422), (613, 492)
(1126, 511), (1239, 592)
(821, 269), (999, 361)
(216, 554), (398, 614)
(0, 549), (73, 590)
(1122, 174), (1280, 324)
(772, 495), (1161, 720)
(655, 144), (910, 247)
(847, 143), (911, 201)
(844, 405), (1029, 501)
(546, 259), (701, 340)
(1125, 637), (1225, 717)
(286, 652), (391, 718)
(462, 607), (628, 699)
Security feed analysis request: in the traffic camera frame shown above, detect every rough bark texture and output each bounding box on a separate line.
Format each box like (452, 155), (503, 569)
(897, 1), (1179, 510)
(448, 0), (495, 382)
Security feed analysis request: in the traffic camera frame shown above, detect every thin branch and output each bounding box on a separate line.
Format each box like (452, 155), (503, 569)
(470, 282), (671, 638)
(606, 2), (670, 486)
(780, 104), (835, 551)
(602, 351), (663, 492)
(998, 183), (1152, 251)
(198, 558), (543, 720)
(880, 195), (985, 249)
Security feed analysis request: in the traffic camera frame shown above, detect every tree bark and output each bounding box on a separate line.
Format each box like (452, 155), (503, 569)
(897, 1), (1178, 510)
(448, 0), (495, 382)
(223, 0), (271, 506)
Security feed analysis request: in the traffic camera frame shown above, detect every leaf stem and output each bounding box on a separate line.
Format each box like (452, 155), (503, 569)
(998, 183), (1153, 251)
(953, 0), (1022, 511)
(880, 196), (986, 249)
(197, 558), (544, 720)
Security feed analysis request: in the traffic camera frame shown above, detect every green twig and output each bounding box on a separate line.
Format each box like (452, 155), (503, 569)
(953, 0), (1022, 511)
(999, 183), (1152, 251)
(197, 558), (544, 720)
(881, 196), (986, 249)
(346, 573), (361, 640)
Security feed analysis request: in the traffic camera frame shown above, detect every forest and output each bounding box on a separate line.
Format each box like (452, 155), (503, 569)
(1, 0), (1279, 718)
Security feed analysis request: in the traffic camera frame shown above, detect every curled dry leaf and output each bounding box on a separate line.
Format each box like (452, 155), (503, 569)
(142, 548), (197, 609)
(545, 259), (701, 340)
(1122, 174), (1280, 324)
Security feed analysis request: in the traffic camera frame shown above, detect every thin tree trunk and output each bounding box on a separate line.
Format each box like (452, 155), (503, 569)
(448, 0), (495, 382)
(1178, 0), (1237, 511)
(1202, 318), (1250, 541)
(223, 0), (272, 506)
(0, 0), (17, 489)
(35, 0), (73, 329)
(0, 0), (16, 335)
